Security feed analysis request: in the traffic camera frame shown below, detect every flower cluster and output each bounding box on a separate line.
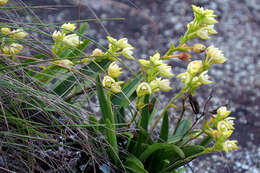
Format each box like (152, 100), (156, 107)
(106, 36), (135, 60)
(0, 27), (28, 55)
(136, 52), (173, 97)
(204, 106), (238, 153)
(52, 23), (82, 53)
(102, 62), (124, 94)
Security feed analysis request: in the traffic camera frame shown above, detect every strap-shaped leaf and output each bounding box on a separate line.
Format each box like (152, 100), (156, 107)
(124, 155), (148, 173)
(174, 118), (192, 136)
(139, 143), (185, 162)
(159, 111), (169, 142)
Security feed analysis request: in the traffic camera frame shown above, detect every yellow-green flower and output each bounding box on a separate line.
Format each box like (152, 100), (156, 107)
(92, 48), (103, 56)
(150, 78), (172, 92)
(198, 70), (213, 84)
(63, 34), (82, 47)
(192, 5), (218, 25)
(52, 30), (62, 40)
(111, 81), (124, 93)
(102, 75), (115, 88)
(217, 120), (230, 132)
(0, 0), (8, 6)
(136, 82), (152, 97)
(61, 23), (76, 33)
(206, 45), (227, 64)
(156, 64), (174, 78)
(11, 29), (28, 38)
(121, 47), (135, 59)
(216, 106), (231, 119)
(223, 140), (238, 153)
(193, 43), (206, 53)
(1, 27), (11, 35)
(9, 43), (23, 54)
(150, 52), (163, 66)
(139, 59), (150, 68)
(223, 117), (235, 130)
(177, 72), (191, 84)
(196, 27), (210, 40)
(187, 60), (203, 75)
(108, 62), (123, 78)
(53, 59), (73, 69)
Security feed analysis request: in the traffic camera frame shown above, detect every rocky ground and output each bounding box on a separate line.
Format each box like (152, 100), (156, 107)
(11, 0), (260, 172)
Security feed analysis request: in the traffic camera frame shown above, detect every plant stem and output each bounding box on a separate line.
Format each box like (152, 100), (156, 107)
(149, 89), (185, 135)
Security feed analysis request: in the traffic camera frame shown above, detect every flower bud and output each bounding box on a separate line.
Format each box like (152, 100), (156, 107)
(193, 43), (206, 53)
(187, 60), (203, 75)
(178, 52), (191, 62)
(61, 23), (76, 33)
(52, 30), (62, 40)
(108, 62), (123, 78)
(0, 0), (8, 6)
(136, 82), (152, 97)
(1, 27), (11, 35)
(53, 59), (73, 69)
(92, 48), (103, 56)
(81, 58), (91, 63)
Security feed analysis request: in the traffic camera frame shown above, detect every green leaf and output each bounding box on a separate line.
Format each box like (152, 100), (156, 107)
(199, 136), (213, 147)
(139, 143), (185, 162)
(140, 95), (150, 132)
(159, 111), (169, 142)
(124, 155), (149, 173)
(181, 145), (205, 158)
(174, 118), (192, 136)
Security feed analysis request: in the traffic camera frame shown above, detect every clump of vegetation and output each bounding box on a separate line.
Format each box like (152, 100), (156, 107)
(0, 1), (238, 172)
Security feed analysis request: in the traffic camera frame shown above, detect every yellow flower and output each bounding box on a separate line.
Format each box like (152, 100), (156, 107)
(193, 43), (206, 53)
(198, 70), (213, 84)
(150, 52), (163, 66)
(139, 59), (150, 68)
(216, 106), (231, 119)
(111, 81), (124, 93)
(1, 27), (11, 35)
(11, 29), (28, 38)
(187, 60), (203, 75)
(156, 64), (174, 78)
(102, 75), (115, 88)
(217, 120), (230, 132)
(53, 59), (73, 68)
(9, 43), (23, 54)
(0, 0), (8, 6)
(52, 30), (62, 40)
(61, 23), (76, 33)
(81, 58), (91, 63)
(177, 72), (191, 84)
(108, 62), (123, 78)
(223, 140), (238, 153)
(121, 47), (135, 59)
(136, 82), (152, 97)
(223, 117), (235, 130)
(196, 27), (210, 40)
(206, 45), (227, 64)
(92, 48), (103, 56)
(107, 36), (134, 50)
(150, 78), (172, 92)
(63, 34), (82, 47)
(2, 46), (10, 54)
(192, 5), (218, 25)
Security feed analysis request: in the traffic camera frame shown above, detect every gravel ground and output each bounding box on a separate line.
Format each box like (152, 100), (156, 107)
(13, 0), (260, 172)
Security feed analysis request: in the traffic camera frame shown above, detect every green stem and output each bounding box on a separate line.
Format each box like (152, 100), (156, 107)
(149, 89), (185, 135)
